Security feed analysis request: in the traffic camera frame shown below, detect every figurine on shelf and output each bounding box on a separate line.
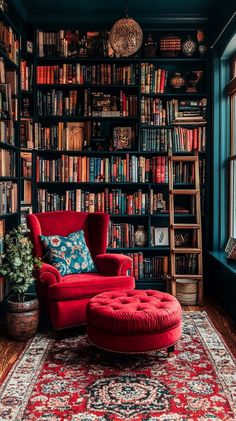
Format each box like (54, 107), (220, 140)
(182, 35), (197, 57)
(185, 70), (203, 92)
(21, 97), (30, 117)
(197, 30), (207, 57)
(134, 226), (147, 247)
(170, 72), (185, 90)
(144, 33), (157, 58)
(82, 139), (91, 152)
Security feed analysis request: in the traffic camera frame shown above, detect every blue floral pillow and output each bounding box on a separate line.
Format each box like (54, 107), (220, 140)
(40, 230), (96, 276)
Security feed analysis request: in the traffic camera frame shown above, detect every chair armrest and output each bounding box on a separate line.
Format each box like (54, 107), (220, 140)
(95, 254), (133, 276)
(36, 262), (62, 286)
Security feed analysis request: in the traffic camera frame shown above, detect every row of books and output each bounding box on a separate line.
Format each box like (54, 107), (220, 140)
(0, 181), (17, 214)
(21, 179), (32, 204)
(175, 254), (198, 275)
(141, 64), (168, 94)
(36, 64), (139, 86)
(172, 126), (206, 152)
(140, 126), (206, 152)
(36, 155), (169, 183)
(108, 223), (144, 249)
(21, 61), (33, 91)
(0, 149), (16, 176)
(141, 128), (170, 152)
(0, 120), (14, 145)
(21, 151), (32, 177)
(126, 252), (168, 280)
(0, 79), (18, 121)
(84, 89), (138, 117)
(20, 118), (34, 149)
(37, 90), (80, 116)
(37, 30), (112, 59)
(173, 160), (206, 184)
(0, 21), (19, 65)
(35, 121), (90, 151)
(141, 98), (207, 126)
(141, 97), (167, 126)
(0, 57), (18, 90)
(37, 188), (167, 215)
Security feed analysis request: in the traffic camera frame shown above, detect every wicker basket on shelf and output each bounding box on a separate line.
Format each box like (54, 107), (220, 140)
(176, 278), (198, 305)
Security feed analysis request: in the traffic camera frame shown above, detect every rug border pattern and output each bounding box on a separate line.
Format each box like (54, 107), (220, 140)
(0, 311), (235, 420)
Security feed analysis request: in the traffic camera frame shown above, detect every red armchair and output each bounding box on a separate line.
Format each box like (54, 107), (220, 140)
(27, 211), (135, 329)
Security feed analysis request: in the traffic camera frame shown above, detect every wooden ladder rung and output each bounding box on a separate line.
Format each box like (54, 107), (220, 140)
(170, 156), (198, 162)
(171, 223), (200, 229)
(171, 248), (201, 254)
(172, 274), (202, 279)
(170, 189), (199, 195)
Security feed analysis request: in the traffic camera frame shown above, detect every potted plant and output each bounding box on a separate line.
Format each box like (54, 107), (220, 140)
(0, 225), (41, 341)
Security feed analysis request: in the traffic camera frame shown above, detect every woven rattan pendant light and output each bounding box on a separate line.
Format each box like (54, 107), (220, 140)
(109, 1), (143, 57)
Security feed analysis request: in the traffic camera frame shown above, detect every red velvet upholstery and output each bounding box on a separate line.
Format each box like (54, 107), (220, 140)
(27, 211), (135, 329)
(87, 290), (182, 353)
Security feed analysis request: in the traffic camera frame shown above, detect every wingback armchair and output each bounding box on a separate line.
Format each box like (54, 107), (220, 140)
(27, 211), (135, 329)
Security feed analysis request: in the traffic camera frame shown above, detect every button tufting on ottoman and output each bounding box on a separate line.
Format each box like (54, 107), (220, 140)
(86, 290), (182, 354)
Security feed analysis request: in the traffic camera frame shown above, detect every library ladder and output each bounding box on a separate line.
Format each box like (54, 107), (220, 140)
(168, 154), (203, 305)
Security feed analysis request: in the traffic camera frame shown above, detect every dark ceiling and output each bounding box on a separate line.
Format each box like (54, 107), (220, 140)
(20, 0), (215, 17)
(11, 0), (236, 36)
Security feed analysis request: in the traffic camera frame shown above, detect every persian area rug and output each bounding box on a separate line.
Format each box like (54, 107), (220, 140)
(0, 312), (236, 421)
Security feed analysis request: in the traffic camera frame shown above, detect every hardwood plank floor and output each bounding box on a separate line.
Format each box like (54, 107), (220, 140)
(0, 296), (235, 384)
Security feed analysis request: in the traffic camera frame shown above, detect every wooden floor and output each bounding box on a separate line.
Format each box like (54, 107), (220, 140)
(0, 295), (236, 384)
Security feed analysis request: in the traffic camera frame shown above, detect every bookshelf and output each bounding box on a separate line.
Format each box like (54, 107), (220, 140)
(31, 27), (209, 292)
(19, 21), (36, 231)
(0, 2), (20, 302)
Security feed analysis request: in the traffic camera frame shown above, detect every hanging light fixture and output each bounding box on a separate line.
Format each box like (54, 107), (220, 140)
(109, 1), (143, 58)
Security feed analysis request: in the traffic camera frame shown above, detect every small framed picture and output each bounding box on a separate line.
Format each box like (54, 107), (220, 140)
(26, 41), (33, 54)
(154, 227), (169, 246)
(21, 206), (32, 232)
(113, 126), (133, 150)
(225, 236), (236, 260)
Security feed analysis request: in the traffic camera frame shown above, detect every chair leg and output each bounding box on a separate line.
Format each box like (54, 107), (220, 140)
(167, 345), (175, 358)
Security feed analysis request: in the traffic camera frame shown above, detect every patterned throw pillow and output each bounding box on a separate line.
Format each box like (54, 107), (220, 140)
(40, 230), (96, 276)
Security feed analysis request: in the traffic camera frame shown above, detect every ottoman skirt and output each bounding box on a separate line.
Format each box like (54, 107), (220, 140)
(87, 322), (182, 353)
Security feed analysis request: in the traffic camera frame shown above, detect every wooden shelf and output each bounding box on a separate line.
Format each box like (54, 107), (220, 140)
(0, 176), (18, 181)
(37, 84), (139, 89)
(0, 142), (17, 150)
(37, 115), (139, 121)
(0, 212), (18, 218)
(107, 246), (170, 252)
(0, 47), (18, 69)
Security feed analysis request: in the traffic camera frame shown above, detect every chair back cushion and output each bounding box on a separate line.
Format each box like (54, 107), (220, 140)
(40, 230), (96, 276)
(27, 211), (109, 258)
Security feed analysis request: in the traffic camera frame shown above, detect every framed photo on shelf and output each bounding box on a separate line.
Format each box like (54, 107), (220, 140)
(113, 126), (133, 150)
(154, 227), (169, 246)
(21, 206), (32, 232)
(225, 236), (236, 260)
(26, 41), (33, 54)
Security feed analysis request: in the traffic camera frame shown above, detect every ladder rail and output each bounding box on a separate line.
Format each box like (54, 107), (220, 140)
(169, 153), (203, 305)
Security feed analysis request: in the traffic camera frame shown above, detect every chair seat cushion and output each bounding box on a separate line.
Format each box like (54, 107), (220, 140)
(48, 273), (135, 301)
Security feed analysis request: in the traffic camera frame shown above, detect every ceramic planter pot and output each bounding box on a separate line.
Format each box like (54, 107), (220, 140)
(6, 295), (39, 341)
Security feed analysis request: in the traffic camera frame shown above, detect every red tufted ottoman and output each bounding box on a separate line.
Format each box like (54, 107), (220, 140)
(86, 290), (182, 356)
